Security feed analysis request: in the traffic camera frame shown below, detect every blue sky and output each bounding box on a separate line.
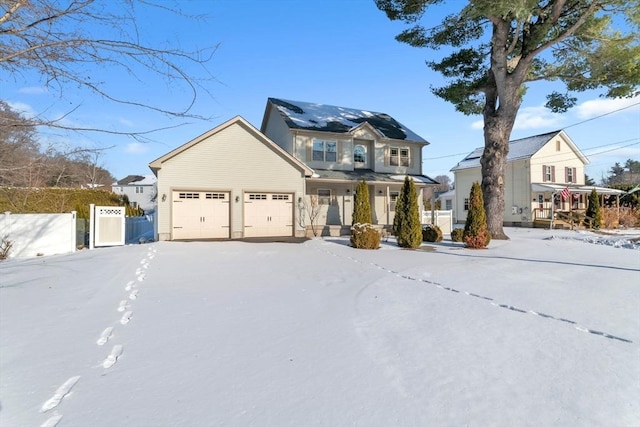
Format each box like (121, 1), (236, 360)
(5, 0), (639, 184)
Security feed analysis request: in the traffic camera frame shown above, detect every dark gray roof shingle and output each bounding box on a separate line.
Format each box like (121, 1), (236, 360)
(268, 98), (428, 143)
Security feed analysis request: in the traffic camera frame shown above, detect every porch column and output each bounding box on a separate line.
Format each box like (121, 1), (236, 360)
(386, 185), (390, 225)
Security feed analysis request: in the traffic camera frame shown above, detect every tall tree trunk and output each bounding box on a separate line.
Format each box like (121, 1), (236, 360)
(481, 117), (512, 240)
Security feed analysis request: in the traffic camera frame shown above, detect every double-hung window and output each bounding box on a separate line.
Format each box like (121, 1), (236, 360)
(566, 167), (575, 183)
(390, 191), (400, 210)
(312, 139), (337, 162)
(390, 147), (410, 167)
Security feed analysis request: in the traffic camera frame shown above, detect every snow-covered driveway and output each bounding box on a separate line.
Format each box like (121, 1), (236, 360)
(1, 228), (639, 426)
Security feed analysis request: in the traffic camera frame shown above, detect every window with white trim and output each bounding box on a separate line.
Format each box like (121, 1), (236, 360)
(354, 145), (366, 163)
(390, 147), (409, 167)
(566, 167), (575, 183)
(543, 165), (554, 182)
(136, 186), (144, 193)
(445, 199), (452, 210)
(390, 191), (400, 210)
(317, 189), (331, 205)
(312, 139), (337, 162)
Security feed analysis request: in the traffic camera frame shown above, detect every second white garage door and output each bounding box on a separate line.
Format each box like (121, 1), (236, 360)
(244, 193), (293, 237)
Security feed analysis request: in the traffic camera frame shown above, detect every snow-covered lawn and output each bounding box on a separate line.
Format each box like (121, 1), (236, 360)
(1, 227), (638, 426)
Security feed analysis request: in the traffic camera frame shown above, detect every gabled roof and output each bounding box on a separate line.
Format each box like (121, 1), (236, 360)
(148, 116), (314, 177)
(262, 98), (429, 144)
(451, 130), (588, 171)
(116, 174), (157, 185)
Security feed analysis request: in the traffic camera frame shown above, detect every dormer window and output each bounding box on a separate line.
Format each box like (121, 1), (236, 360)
(390, 147), (409, 167)
(312, 139), (337, 162)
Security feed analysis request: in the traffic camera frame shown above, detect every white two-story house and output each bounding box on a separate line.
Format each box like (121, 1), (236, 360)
(261, 98), (438, 235)
(149, 99), (438, 240)
(112, 174), (157, 213)
(451, 130), (624, 227)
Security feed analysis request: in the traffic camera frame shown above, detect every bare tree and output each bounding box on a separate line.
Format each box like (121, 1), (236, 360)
(1, 0), (219, 139)
(297, 195), (322, 237)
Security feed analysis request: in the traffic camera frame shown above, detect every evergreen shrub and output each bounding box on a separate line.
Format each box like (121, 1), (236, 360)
(352, 180), (372, 225)
(450, 228), (464, 242)
(585, 188), (603, 229)
(393, 176), (422, 248)
(422, 224), (443, 242)
(350, 223), (381, 249)
(463, 182), (491, 249)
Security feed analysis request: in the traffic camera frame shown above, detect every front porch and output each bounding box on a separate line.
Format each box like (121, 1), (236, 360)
(531, 184), (626, 229)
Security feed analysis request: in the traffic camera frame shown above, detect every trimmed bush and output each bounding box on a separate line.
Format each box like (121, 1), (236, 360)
(585, 188), (603, 229)
(352, 179), (372, 225)
(350, 223), (381, 249)
(463, 182), (491, 249)
(450, 228), (464, 242)
(393, 176), (422, 248)
(422, 224), (443, 242)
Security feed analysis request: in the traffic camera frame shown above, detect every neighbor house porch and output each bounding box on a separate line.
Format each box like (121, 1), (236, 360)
(531, 183), (625, 229)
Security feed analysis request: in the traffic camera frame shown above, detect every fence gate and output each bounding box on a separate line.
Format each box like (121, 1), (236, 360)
(93, 205), (125, 247)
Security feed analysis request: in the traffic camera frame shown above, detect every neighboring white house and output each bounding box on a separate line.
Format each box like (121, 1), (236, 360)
(261, 98), (439, 235)
(112, 174), (157, 213)
(451, 130), (624, 227)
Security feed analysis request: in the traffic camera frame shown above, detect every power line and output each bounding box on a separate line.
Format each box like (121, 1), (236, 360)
(422, 101), (640, 161)
(563, 101), (640, 130)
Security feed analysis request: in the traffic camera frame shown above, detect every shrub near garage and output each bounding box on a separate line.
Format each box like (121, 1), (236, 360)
(350, 223), (381, 249)
(422, 224), (443, 242)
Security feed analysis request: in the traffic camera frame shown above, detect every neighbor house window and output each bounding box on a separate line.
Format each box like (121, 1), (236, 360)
(313, 139), (337, 162)
(565, 167), (576, 183)
(464, 198), (469, 211)
(389, 147), (409, 167)
(543, 165), (555, 182)
(136, 186), (144, 193)
(556, 140), (561, 151)
(445, 199), (452, 210)
(390, 191), (400, 210)
(317, 189), (331, 205)
(354, 145), (366, 163)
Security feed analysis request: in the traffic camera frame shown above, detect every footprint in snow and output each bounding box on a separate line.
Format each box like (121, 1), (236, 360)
(135, 268), (143, 275)
(140, 258), (147, 264)
(103, 345), (123, 369)
(117, 300), (129, 312)
(40, 376), (80, 412)
(96, 327), (113, 346)
(137, 274), (146, 282)
(129, 289), (138, 300)
(125, 281), (135, 291)
(41, 413), (63, 427)
(120, 311), (133, 324)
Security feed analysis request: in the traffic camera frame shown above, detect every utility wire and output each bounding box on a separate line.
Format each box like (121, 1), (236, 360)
(422, 101), (640, 161)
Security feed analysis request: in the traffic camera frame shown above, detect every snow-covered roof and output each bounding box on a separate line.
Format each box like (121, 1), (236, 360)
(116, 174), (157, 186)
(266, 98), (428, 144)
(451, 130), (587, 171)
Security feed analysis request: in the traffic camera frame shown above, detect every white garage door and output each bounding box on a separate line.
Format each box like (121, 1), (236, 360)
(172, 191), (230, 239)
(244, 193), (293, 237)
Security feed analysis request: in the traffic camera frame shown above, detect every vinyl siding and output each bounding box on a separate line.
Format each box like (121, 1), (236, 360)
(262, 105), (294, 154)
(530, 135), (585, 184)
(156, 122), (306, 239)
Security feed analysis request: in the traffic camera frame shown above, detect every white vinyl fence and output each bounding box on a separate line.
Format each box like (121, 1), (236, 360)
(422, 210), (454, 235)
(1, 211), (77, 258)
